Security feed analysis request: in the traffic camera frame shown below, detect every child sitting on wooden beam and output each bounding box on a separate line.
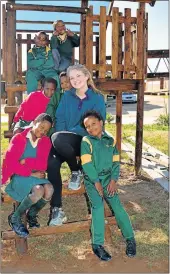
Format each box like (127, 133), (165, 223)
(26, 31), (60, 94)
(11, 78), (58, 135)
(50, 20), (80, 72)
(46, 71), (72, 136)
(2, 113), (54, 238)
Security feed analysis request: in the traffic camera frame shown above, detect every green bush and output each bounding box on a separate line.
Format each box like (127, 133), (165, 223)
(156, 114), (169, 126)
(106, 113), (115, 124)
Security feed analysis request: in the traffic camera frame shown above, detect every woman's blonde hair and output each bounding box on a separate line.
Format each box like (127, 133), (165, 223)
(66, 64), (101, 94)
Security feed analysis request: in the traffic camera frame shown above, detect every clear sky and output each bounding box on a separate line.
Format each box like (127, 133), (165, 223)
(1, 0), (168, 72)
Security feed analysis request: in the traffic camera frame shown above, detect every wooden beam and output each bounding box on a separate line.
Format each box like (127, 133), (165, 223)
(15, 29), (99, 35)
(2, 4), (7, 80)
(99, 6), (106, 78)
(106, 0), (114, 28)
(135, 80), (145, 175)
(136, 6), (145, 79)
(93, 15), (137, 24)
(16, 20), (99, 27)
(95, 79), (139, 91)
(124, 8), (131, 79)
(17, 34), (22, 78)
(147, 72), (169, 78)
(147, 50), (169, 59)
(111, 7), (119, 79)
(86, 6), (93, 74)
(6, 3), (88, 14)
(6, 84), (27, 92)
(2, 216), (116, 240)
(96, 0), (157, 3)
(80, 0), (88, 64)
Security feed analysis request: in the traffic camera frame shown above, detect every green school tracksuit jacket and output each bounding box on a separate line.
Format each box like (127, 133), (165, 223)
(45, 90), (63, 136)
(50, 34), (80, 60)
(81, 131), (120, 184)
(27, 45), (55, 70)
(26, 45), (60, 94)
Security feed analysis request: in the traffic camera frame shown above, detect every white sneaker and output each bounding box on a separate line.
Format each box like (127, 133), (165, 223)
(68, 170), (82, 190)
(49, 207), (67, 226)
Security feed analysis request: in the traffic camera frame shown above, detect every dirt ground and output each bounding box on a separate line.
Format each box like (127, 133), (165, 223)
(1, 167), (169, 273)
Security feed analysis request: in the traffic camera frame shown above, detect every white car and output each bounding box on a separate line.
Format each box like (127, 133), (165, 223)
(122, 92), (137, 103)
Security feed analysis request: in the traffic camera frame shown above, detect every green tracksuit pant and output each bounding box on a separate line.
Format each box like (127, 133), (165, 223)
(26, 69), (60, 94)
(84, 173), (134, 245)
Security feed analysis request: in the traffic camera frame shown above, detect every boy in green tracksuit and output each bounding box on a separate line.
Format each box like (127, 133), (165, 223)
(50, 20), (80, 72)
(46, 71), (72, 136)
(26, 31), (60, 94)
(80, 110), (136, 261)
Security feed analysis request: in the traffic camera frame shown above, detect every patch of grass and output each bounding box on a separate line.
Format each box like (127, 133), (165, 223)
(105, 124), (168, 155)
(131, 199), (168, 261)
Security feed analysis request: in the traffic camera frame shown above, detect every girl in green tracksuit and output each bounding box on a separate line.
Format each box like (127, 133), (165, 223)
(80, 110), (136, 261)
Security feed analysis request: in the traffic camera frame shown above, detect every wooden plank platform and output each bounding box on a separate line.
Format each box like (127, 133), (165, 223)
(2, 216), (116, 240)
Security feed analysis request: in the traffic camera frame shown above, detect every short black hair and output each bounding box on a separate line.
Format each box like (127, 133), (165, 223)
(34, 113), (53, 125)
(59, 71), (67, 78)
(81, 110), (104, 129)
(41, 77), (57, 88)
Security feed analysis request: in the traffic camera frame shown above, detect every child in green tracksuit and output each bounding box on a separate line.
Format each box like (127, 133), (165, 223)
(50, 20), (80, 72)
(80, 110), (136, 261)
(26, 31), (60, 94)
(46, 71), (72, 136)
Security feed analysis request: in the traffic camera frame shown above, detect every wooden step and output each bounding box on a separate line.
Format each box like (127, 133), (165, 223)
(2, 216), (116, 240)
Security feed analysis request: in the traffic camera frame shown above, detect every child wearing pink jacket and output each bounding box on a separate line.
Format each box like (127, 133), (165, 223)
(2, 113), (53, 238)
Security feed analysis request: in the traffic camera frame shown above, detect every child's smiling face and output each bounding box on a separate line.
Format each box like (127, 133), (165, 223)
(55, 21), (66, 35)
(44, 82), (56, 98)
(32, 120), (52, 138)
(69, 69), (88, 90)
(60, 76), (72, 91)
(84, 116), (103, 138)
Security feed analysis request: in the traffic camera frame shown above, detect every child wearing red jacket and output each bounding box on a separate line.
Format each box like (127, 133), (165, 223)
(2, 113), (53, 238)
(12, 78), (58, 135)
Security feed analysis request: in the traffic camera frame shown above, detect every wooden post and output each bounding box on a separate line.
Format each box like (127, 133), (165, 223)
(6, 0), (17, 126)
(135, 3), (145, 175)
(116, 12), (123, 153)
(72, 48), (75, 65)
(111, 7), (119, 79)
(124, 8), (131, 79)
(27, 34), (32, 51)
(160, 77), (164, 89)
(116, 91), (122, 152)
(6, 3), (88, 14)
(86, 6), (93, 74)
(144, 13), (148, 78)
(136, 4), (145, 79)
(99, 6), (106, 78)
(79, 0), (88, 64)
(135, 80), (144, 175)
(17, 34), (22, 80)
(2, 4), (7, 80)
(95, 36), (99, 78)
(118, 12), (123, 79)
(14, 202), (28, 255)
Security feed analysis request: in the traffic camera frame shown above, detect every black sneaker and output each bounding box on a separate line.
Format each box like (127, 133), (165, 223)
(27, 214), (40, 229)
(126, 239), (136, 257)
(92, 245), (112, 261)
(8, 213), (29, 238)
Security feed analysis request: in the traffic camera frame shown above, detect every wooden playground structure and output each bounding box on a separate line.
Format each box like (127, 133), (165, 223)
(1, 0), (156, 255)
